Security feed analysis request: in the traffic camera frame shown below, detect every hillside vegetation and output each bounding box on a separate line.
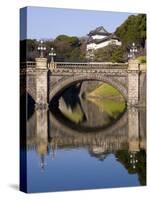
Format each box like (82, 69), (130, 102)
(86, 83), (126, 118)
(20, 14), (146, 62)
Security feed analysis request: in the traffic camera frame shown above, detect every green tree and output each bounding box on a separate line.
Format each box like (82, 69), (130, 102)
(55, 35), (80, 47)
(111, 46), (125, 63)
(20, 39), (39, 61)
(115, 14), (146, 49)
(95, 45), (125, 63)
(54, 35), (85, 62)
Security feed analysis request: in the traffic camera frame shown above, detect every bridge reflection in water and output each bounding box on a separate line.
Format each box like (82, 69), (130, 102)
(24, 85), (146, 192)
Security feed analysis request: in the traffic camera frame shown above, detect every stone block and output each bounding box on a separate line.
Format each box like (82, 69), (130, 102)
(35, 58), (47, 69)
(128, 59), (139, 71)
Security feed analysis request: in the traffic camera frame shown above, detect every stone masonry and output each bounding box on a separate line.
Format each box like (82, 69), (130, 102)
(20, 58), (146, 108)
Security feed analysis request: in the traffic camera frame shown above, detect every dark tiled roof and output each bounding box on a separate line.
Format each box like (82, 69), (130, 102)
(88, 26), (111, 36)
(87, 34), (120, 44)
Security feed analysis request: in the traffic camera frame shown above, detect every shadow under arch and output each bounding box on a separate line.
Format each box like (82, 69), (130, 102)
(49, 109), (128, 137)
(49, 74), (128, 104)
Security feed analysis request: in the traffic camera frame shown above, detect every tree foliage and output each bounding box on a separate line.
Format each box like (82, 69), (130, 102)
(20, 35), (87, 62)
(94, 14), (146, 63)
(54, 35), (86, 62)
(115, 14), (146, 48)
(20, 14), (146, 62)
(94, 45), (125, 63)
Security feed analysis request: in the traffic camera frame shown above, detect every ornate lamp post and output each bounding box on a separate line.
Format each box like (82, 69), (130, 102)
(49, 47), (56, 63)
(37, 40), (46, 58)
(128, 42), (138, 60)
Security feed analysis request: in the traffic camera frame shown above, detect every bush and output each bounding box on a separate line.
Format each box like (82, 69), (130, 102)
(137, 56), (146, 63)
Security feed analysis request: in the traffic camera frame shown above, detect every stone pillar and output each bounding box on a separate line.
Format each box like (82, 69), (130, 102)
(128, 59), (140, 106)
(36, 108), (48, 144)
(128, 107), (140, 152)
(35, 58), (48, 108)
(35, 108), (48, 170)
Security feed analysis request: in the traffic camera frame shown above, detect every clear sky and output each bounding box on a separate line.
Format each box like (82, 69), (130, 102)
(20, 6), (137, 40)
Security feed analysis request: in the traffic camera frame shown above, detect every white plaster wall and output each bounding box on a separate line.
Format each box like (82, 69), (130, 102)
(92, 35), (106, 40)
(109, 39), (122, 46)
(87, 39), (122, 51)
(95, 40), (110, 49)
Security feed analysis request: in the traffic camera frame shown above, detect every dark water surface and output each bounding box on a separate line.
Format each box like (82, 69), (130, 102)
(25, 84), (146, 193)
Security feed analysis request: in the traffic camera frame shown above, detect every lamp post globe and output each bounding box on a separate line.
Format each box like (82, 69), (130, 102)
(49, 47), (56, 63)
(37, 40), (46, 58)
(128, 43), (138, 60)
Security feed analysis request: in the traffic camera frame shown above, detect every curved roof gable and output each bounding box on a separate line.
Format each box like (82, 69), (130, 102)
(88, 26), (111, 36)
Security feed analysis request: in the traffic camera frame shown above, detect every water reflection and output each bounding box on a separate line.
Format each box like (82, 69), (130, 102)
(24, 82), (146, 192)
(50, 82), (126, 130)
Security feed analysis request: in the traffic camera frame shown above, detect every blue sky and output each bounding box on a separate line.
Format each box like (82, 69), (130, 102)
(20, 6), (137, 40)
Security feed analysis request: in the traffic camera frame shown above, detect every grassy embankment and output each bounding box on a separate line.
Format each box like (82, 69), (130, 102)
(86, 83), (126, 118)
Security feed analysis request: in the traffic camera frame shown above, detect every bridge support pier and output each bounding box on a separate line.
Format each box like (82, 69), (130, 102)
(35, 58), (48, 109)
(35, 108), (48, 170)
(127, 59), (139, 106)
(128, 107), (139, 152)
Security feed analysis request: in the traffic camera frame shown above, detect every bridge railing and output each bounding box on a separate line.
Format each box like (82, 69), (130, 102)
(20, 61), (36, 68)
(56, 62), (128, 69)
(20, 61), (128, 69)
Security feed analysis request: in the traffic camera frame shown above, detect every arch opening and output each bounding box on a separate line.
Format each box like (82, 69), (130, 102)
(49, 75), (127, 103)
(49, 76), (127, 132)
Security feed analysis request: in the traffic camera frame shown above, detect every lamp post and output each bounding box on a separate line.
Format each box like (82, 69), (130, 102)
(128, 43), (138, 60)
(49, 47), (56, 63)
(37, 40), (46, 58)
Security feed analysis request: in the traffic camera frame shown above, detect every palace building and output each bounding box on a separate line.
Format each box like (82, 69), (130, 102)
(86, 26), (122, 52)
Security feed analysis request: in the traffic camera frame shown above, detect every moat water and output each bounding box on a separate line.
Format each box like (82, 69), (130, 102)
(22, 82), (146, 193)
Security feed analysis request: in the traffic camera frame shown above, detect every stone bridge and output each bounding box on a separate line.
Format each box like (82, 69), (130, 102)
(20, 57), (146, 107)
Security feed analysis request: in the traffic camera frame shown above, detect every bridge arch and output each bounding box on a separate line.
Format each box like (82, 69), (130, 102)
(49, 74), (127, 102)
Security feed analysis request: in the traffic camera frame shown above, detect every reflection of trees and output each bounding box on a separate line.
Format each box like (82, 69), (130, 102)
(115, 150), (146, 185)
(136, 151), (146, 185)
(57, 81), (126, 128)
(87, 149), (146, 186)
(60, 83), (82, 109)
(58, 83), (86, 124)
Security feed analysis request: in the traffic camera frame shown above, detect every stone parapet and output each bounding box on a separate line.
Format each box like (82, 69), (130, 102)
(35, 58), (47, 69)
(128, 59), (139, 71)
